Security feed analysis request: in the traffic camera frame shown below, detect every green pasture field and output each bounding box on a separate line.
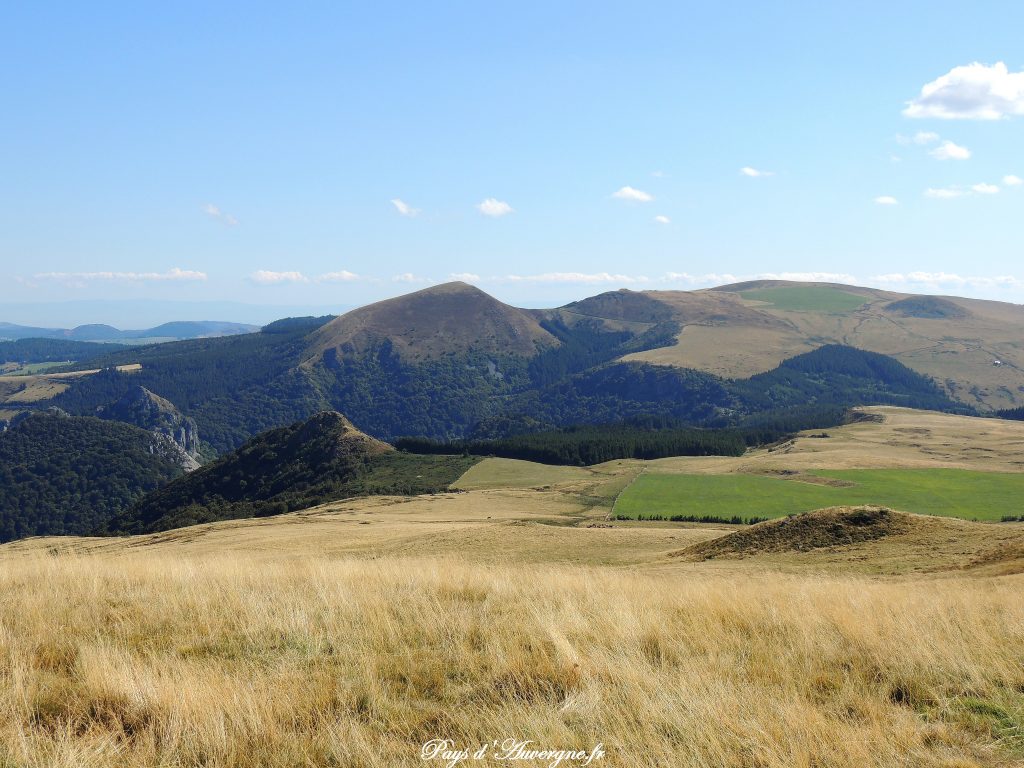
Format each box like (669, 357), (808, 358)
(741, 286), (867, 313)
(613, 468), (1024, 522)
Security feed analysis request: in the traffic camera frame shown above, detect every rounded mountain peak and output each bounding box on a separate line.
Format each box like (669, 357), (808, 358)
(305, 281), (557, 363)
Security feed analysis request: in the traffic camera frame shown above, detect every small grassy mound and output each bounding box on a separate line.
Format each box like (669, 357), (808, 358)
(884, 296), (969, 320)
(677, 506), (912, 560)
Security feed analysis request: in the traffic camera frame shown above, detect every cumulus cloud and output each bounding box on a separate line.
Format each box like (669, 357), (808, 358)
(662, 272), (738, 285)
(392, 273), (434, 283)
(390, 198), (419, 217)
(202, 203), (239, 226)
(925, 187), (966, 199)
(971, 182), (1000, 194)
(250, 270), (308, 285)
(35, 268), (207, 282)
(870, 272), (1021, 290)
(477, 198), (514, 217)
(904, 61), (1024, 120)
(654, 215), (671, 224)
(612, 186), (654, 202)
(874, 196), (899, 205)
(925, 182), (1004, 199)
(499, 272), (650, 285)
(740, 167), (773, 177)
(1004, 174), (1023, 186)
(317, 270), (360, 282)
(756, 272), (858, 283)
(929, 140), (971, 160)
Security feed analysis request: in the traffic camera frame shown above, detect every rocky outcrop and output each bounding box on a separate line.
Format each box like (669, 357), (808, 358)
(99, 386), (201, 470)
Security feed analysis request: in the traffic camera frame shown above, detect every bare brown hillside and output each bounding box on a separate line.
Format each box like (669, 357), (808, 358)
(304, 281), (557, 363)
(610, 280), (1024, 409)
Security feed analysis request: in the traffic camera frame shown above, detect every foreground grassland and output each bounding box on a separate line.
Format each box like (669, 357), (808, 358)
(2, 407), (1023, 766)
(0, 553), (1021, 768)
(614, 468), (1024, 522)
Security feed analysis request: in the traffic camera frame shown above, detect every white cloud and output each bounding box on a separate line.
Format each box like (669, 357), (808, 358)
(929, 140), (971, 160)
(662, 272), (738, 286)
(925, 187), (965, 199)
(449, 272), (481, 282)
(904, 61), (1024, 120)
(895, 131), (939, 145)
(35, 268), (207, 282)
(392, 272), (434, 283)
(1003, 174), (1023, 186)
(870, 272), (1021, 290)
(317, 270), (360, 282)
(390, 198), (419, 217)
(756, 272), (858, 283)
(740, 167), (773, 177)
(202, 203), (239, 226)
(477, 198), (514, 217)
(654, 215), (671, 224)
(498, 272), (650, 285)
(874, 196), (899, 205)
(651, 170), (667, 178)
(925, 182), (1003, 198)
(611, 186), (654, 202)
(250, 270), (308, 285)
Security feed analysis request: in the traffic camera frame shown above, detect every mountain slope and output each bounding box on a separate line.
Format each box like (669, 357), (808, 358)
(52, 316), (333, 452)
(98, 385), (202, 469)
(732, 345), (968, 413)
(109, 412), (478, 534)
(0, 338), (131, 365)
(306, 281), (557, 363)
(0, 414), (185, 542)
(620, 280), (1024, 410)
(489, 345), (965, 434)
(39, 281), (1020, 452)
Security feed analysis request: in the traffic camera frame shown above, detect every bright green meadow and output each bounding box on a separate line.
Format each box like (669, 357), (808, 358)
(740, 286), (867, 313)
(614, 469), (1024, 522)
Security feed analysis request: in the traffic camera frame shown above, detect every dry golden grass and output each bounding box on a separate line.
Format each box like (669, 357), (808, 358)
(2, 406), (1023, 764)
(644, 407), (1024, 475)
(0, 551), (1022, 767)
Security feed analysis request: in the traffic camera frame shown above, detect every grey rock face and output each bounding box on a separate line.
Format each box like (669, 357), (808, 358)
(99, 386), (201, 470)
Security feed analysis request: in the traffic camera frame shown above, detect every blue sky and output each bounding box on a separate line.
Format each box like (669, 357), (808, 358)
(2, 1), (1023, 323)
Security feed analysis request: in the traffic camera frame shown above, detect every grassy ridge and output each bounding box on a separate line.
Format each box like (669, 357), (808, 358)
(614, 468), (1024, 522)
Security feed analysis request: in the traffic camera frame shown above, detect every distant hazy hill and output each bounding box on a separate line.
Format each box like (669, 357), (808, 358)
(0, 414), (185, 542)
(110, 411), (477, 534)
(0, 319), (258, 342)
